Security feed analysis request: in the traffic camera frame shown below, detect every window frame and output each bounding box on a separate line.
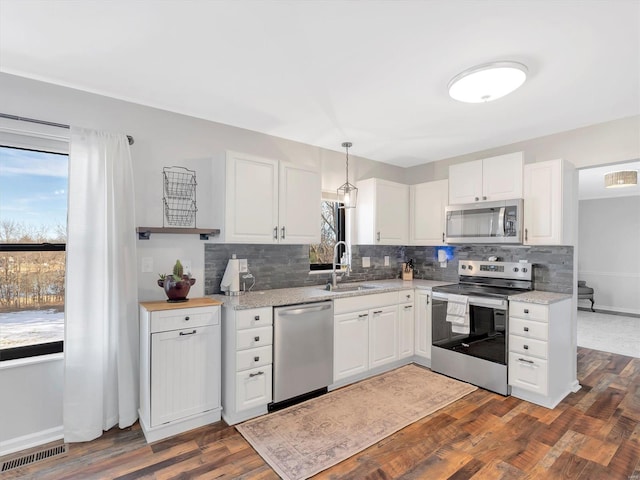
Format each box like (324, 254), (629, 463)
(0, 124), (69, 361)
(309, 199), (346, 271)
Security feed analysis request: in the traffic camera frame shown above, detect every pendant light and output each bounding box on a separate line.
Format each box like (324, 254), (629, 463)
(337, 142), (357, 208)
(604, 170), (638, 188)
(448, 61), (528, 103)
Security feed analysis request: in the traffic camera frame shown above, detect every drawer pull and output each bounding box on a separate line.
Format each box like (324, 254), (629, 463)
(254, 356), (260, 362)
(179, 330), (196, 336)
(184, 316), (190, 321)
(249, 371), (264, 378)
(254, 336), (260, 342)
(254, 315), (260, 321)
(524, 327), (529, 332)
(523, 345), (529, 350)
(462, 343), (470, 348)
(518, 358), (534, 364)
(373, 310), (383, 314)
(404, 305), (413, 309)
(524, 309), (529, 314)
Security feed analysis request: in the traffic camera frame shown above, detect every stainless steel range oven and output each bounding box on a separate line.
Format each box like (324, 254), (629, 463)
(431, 260), (532, 395)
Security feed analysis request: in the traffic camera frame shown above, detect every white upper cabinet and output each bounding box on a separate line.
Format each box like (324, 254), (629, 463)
(218, 151), (320, 244)
(356, 178), (409, 245)
(410, 179), (448, 245)
(448, 152), (524, 205)
(523, 159), (576, 245)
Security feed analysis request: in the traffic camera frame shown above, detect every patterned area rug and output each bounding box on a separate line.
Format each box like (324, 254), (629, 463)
(236, 364), (477, 480)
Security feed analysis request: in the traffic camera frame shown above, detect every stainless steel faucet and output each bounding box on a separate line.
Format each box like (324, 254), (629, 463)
(330, 240), (351, 289)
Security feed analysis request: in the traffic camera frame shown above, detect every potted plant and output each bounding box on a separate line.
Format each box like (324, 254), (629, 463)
(157, 260), (196, 302)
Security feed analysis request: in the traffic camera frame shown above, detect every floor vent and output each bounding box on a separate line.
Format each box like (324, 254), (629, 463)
(1, 444), (68, 472)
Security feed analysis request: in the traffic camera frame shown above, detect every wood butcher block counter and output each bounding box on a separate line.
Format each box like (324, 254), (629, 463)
(140, 296), (223, 312)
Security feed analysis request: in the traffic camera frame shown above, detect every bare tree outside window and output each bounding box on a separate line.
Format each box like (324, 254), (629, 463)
(310, 200), (344, 269)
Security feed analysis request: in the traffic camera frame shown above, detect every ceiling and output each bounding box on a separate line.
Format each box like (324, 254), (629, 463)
(0, 0), (639, 167)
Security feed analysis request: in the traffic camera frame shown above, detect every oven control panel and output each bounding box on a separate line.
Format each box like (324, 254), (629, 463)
(459, 260), (532, 281)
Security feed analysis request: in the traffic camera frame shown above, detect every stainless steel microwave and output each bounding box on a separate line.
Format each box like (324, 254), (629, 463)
(444, 199), (523, 244)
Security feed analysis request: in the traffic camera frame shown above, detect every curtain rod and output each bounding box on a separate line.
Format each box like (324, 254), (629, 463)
(0, 113), (134, 145)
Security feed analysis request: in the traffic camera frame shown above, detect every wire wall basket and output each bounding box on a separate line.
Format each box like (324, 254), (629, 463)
(163, 166), (197, 227)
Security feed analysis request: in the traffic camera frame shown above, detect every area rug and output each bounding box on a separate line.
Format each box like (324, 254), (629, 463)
(235, 364), (477, 480)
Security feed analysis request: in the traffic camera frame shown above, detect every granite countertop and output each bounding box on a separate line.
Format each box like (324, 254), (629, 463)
(508, 290), (572, 305)
(208, 279), (454, 310)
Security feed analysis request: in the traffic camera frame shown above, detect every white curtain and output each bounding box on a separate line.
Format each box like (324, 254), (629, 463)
(63, 127), (139, 442)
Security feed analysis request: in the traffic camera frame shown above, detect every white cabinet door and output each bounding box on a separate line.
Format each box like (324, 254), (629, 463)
(150, 325), (220, 427)
(376, 180), (409, 244)
(508, 353), (549, 396)
(369, 305), (398, 369)
(482, 152), (524, 201)
(236, 365), (273, 411)
(410, 179), (448, 245)
(523, 159), (563, 245)
(398, 302), (415, 359)
(448, 159), (482, 204)
(414, 291), (432, 359)
(225, 152), (279, 243)
(279, 163), (321, 244)
(334, 310), (369, 381)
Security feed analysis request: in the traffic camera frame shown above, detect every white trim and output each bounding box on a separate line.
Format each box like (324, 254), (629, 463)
(0, 353), (64, 371)
(578, 270), (640, 279)
(0, 425), (63, 457)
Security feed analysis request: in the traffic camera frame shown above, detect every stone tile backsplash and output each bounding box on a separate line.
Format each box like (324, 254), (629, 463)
(205, 243), (573, 295)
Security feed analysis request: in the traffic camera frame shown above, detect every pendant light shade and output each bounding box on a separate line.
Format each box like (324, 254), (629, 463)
(448, 61), (528, 103)
(337, 142), (357, 208)
(604, 170), (638, 188)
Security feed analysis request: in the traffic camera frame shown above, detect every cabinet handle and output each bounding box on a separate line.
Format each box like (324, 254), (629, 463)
(406, 294), (411, 299)
(482, 196), (487, 200)
(184, 316), (190, 321)
(524, 327), (529, 332)
(525, 228), (528, 242)
(254, 356), (260, 362)
(358, 313), (368, 319)
(404, 305), (413, 309)
(524, 309), (529, 314)
(254, 336), (260, 342)
(524, 345), (529, 350)
(518, 358), (534, 364)
(426, 295), (430, 305)
(376, 232), (381, 242)
(442, 232), (445, 243)
(249, 371), (265, 377)
(373, 310), (383, 314)
(281, 226), (286, 240)
(179, 330), (196, 336)
(273, 226), (278, 239)
(474, 197), (479, 202)
(254, 315), (260, 321)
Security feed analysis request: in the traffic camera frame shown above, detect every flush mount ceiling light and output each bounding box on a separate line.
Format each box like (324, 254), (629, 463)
(448, 61), (528, 103)
(337, 141), (357, 209)
(604, 170), (638, 188)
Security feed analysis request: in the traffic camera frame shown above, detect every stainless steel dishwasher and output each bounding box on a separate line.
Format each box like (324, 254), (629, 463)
(271, 301), (333, 409)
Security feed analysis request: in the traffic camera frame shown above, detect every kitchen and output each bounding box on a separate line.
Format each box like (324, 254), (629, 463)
(1, 1), (639, 478)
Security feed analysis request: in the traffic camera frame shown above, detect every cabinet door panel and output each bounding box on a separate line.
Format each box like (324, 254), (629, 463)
(482, 152), (523, 201)
(150, 325), (220, 427)
(334, 311), (368, 381)
(509, 352), (548, 396)
(236, 365), (272, 411)
(398, 303), (414, 359)
(376, 181), (409, 244)
(279, 163), (321, 244)
(449, 160), (482, 204)
(523, 160), (562, 245)
(415, 292), (432, 358)
(369, 306), (398, 368)
(410, 180), (448, 245)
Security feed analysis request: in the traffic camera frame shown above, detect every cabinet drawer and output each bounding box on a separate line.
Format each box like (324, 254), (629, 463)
(398, 290), (414, 303)
(509, 352), (548, 396)
(334, 291), (397, 314)
(151, 307), (219, 333)
(509, 335), (547, 359)
(236, 365), (272, 411)
(510, 301), (548, 322)
(236, 326), (273, 350)
(510, 317), (548, 341)
(236, 307), (273, 330)
(236, 346), (272, 371)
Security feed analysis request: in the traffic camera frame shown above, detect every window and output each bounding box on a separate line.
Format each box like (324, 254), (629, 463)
(0, 145), (68, 361)
(310, 200), (345, 270)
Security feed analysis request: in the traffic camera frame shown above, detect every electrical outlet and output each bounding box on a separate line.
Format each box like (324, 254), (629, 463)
(141, 257), (153, 273)
(362, 257), (371, 268)
(384, 256), (390, 266)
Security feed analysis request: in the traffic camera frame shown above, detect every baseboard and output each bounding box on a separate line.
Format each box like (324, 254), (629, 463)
(578, 306), (640, 317)
(0, 425), (63, 457)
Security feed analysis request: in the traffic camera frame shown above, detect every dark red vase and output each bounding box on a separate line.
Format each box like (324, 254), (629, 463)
(158, 275), (196, 302)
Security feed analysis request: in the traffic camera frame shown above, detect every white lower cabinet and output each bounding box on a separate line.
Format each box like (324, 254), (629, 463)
(139, 299), (222, 443)
(508, 298), (573, 408)
(414, 290), (432, 365)
(221, 306), (273, 425)
(369, 305), (399, 368)
(334, 310), (369, 381)
(398, 289), (415, 360)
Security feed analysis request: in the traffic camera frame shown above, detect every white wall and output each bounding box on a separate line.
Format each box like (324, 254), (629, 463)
(578, 196), (640, 315)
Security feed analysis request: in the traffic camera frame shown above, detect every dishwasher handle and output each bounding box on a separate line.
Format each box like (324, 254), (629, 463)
(277, 303), (332, 316)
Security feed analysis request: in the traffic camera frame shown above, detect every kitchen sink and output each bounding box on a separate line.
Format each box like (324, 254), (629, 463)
(322, 284), (379, 293)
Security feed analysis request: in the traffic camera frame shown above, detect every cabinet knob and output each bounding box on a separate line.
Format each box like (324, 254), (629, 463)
(524, 327), (529, 332)
(524, 309), (529, 314)
(406, 294), (411, 299)
(254, 315), (260, 321)
(254, 336), (260, 342)
(482, 196), (487, 200)
(475, 197), (479, 201)
(524, 345), (529, 350)
(254, 356), (260, 362)
(184, 316), (190, 321)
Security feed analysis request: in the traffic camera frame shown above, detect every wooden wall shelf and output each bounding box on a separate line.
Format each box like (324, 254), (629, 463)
(136, 227), (220, 240)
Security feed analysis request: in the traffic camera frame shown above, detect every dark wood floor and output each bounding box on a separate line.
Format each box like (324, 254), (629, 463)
(3, 347), (639, 479)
